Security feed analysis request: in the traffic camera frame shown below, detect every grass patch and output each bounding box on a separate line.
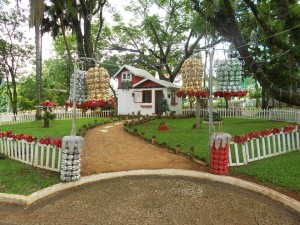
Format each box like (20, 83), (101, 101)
(0, 157), (60, 195)
(130, 118), (290, 161)
(230, 151), (300, 193)
(0, 117), (111, 138)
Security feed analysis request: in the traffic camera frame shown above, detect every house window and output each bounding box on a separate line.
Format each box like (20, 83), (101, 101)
(122, 72), (131, 81)
(143, 90), (152, 103)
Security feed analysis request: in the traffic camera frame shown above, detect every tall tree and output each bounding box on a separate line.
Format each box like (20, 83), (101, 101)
(191, 0), (300, 106)
(43, 0), (107, 59)
(29, 0), (44, 119)
(0, 8), (34, 114)
(108, 0), (221, 82)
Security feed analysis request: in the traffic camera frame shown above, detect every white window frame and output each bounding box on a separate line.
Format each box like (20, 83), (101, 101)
(121, 72), (132, 81)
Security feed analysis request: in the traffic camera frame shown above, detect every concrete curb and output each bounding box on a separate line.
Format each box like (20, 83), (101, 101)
(0, 169), (299, 213)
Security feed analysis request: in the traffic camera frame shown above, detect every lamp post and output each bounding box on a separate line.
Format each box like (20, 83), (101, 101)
(207, 48), (215, 165)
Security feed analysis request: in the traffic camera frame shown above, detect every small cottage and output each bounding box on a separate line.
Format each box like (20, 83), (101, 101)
(113, 65), (182, 115)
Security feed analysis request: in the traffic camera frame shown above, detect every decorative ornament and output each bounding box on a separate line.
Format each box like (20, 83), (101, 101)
(67, 66), (115, 111)
(69, 70), (87, 105)
(214, 58), (247, 99)
(179, 58), (208, 99)
(60, 136), (84, 182)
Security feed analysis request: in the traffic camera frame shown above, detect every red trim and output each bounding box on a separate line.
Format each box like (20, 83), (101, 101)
(140, 105), (152, 108)
(135, 80), (164, 88)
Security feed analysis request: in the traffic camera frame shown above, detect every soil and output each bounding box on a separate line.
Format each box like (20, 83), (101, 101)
(81, 121), (300, 201)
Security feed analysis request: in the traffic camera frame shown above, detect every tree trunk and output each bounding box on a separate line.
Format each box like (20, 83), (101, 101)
(195, 98), (201, 129)
(35, 24), (42, 120)
(44, 119), (49, 128)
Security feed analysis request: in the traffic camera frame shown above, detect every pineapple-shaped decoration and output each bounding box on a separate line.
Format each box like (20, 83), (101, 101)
(177, 58), (208, 102)
(86, 67), (110, 101)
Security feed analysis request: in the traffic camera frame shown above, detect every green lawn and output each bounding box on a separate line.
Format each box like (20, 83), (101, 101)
(129, 118), (290, 161)
(0, 117), (111, 138)
(0, 156), (60, 195)
(230, 151), (300, 193)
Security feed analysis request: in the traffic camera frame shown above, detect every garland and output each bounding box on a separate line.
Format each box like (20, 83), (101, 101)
(233, 124), (297, 144)
(0, 131), (62, 148)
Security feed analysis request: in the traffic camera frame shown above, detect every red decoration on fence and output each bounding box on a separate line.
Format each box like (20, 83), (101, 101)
(0, 130), (63, 147)
(233, 124), (297, 144)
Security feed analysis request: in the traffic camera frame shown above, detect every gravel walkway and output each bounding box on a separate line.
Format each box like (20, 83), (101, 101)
(0, 176), (299, 225)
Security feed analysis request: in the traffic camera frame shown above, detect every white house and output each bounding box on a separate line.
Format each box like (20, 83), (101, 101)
(113, 65), (182, 115)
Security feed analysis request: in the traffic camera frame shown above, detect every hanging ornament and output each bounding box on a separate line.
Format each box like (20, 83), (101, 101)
(68, 70), (87, 105)
(214, 58), (247, 99)
(178, 58), (208, 99)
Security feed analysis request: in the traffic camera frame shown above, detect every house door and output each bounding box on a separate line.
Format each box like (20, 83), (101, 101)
(155, 90), (164, 114)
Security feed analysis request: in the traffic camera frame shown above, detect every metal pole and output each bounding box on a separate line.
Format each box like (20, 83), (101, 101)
(71, 58), (78, 136)
(208, 48), (215, 165)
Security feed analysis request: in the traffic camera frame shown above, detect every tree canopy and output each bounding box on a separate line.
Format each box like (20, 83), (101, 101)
(191, 0), (300, 106)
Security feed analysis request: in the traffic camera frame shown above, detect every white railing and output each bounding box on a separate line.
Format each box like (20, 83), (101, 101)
(0, 110), (112, 126)
(182, 108), (299, 123)
(228, 128), (300, 166)
(0, 138), (62, 172)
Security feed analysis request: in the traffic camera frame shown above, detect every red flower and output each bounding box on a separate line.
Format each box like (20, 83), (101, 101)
(14, 133), (24, 140)
(53, 138), (62, 148)
(24, 135), (35, 143)
(39, 137), (52, 145)
(187, 89), (195, 97)
(5, 131), (13, 138)
(272, 128), (281, 135)
(283, 125), (295, 133)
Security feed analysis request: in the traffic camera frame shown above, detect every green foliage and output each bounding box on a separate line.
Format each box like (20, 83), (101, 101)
(42, 111), (56, 121)
(17, 96), (35, 112)
(0, 7), (34, 114)
(110, 0), (206, 82)
(160, 95), (170, 113)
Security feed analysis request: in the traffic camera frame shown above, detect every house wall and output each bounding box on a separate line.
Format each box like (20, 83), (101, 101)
(116, 68), (144, 89)
(118, 88), (182, 115)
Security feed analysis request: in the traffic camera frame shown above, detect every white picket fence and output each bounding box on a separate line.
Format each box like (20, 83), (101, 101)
(0, 137), (62, 172)
(0, 109), (112, 125)
(182, 108), (300, 123)
(228, 128), (300, 166)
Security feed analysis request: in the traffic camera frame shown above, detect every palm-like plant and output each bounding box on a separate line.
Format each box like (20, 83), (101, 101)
(29, 0), (44, 120)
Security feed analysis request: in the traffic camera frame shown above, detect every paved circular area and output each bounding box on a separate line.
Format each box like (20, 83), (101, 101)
(0, 175), (299, 225)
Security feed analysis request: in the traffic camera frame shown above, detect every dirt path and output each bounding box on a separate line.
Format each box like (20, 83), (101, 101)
(81, 122), (207, 176)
